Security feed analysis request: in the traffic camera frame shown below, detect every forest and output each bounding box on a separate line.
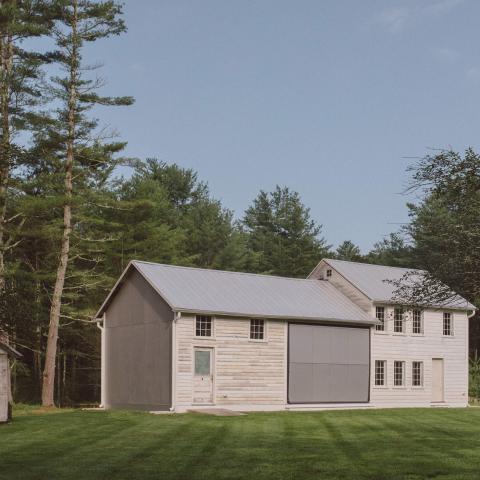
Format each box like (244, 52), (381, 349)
(1, 1), (479, 406)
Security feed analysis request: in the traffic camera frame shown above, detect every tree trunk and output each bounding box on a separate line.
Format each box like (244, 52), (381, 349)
(41, 0), (78, 407)
(0, 2), (13, 295)
(0, 5), (14, 405)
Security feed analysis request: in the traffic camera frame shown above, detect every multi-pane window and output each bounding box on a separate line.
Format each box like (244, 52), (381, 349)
(412, 361), (423, 387)
(250, 319), (265, 340)
(375, 306), (385, 331)
(326, 269), (332, 278)
(195, 315), (212, 337)
(375, 360), (386, 386)
(394, 361), (405, 386)
(443, 312), (453, 336)
(412, 310), (423, 334)
(394, 308), (405, 333)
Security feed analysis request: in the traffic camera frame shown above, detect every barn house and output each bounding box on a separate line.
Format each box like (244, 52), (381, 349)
(95, 259), (475, 412)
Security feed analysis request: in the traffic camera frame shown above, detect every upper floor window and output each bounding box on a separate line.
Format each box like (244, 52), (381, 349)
(375, 360), (386, 386)
(394, 360), (405, 386)
(412, 361), (423, 387)
(326, 269), (332, 278)
(443, 312), (453, 336)
(195, 315), (212, 337)
(375, 306), (385, 332)
(412, 309), (423, 334)
(250, 319), (265, 340)
(394, 308), (405, 333)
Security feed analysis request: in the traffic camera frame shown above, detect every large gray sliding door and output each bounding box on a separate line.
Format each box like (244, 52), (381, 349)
(288, 323), (369, 403)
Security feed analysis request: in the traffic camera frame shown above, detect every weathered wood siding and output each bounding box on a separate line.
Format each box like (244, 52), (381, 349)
(310, 263), (372, 313)
(175, 315), (287, 408)
(0, 353), (8, 422)
(371, 307), (469, 407)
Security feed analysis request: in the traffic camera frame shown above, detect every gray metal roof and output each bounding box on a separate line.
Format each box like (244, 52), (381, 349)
(318, 259), (476, 310)
(97, 260), (375, 324)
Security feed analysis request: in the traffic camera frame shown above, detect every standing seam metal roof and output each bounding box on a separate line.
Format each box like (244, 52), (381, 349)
(317, 259), (475, 310)
(96, 260), (375, 324)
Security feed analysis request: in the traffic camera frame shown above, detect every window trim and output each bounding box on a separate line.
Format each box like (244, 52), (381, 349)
(443, 312), (454, 337)
(374, 360), (387, 388)
(374, 306), (386, 333)
(194, 315), (214, 338)
(412, 309), (424, 336)
(393, 360), (406, 387)
(411, 360), (424, 388)
(393, 308), (405, 335)
(249, 319), (267, 342)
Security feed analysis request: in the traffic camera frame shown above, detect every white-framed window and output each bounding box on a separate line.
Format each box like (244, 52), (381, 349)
(394, 308), (405, 333)
(394, 361), (405, 386)
(412, 361), (423, 387)
(375, 360), (386, 386)
(443, 312), (453, 336)
(195, 315), (212, 337)
(326, 269), (332, 278)
(250, 319), (265, 340)
(412, 309), (423, 335)
(375, 306), (385, 332)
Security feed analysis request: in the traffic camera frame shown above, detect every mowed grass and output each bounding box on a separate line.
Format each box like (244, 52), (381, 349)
(1, 407), (480, 480)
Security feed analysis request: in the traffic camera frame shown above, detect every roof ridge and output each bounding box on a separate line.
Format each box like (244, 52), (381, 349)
(324, 258), (423, 272)
(132, 260), (321, 283)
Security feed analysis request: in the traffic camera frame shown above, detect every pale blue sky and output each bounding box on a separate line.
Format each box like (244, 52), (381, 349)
(87, 0), (480, 251)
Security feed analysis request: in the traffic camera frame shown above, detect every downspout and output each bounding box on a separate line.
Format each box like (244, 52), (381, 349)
(170, 311), (181, 412)
(95, 313), (106, 408)
(467, 309), (476, 405)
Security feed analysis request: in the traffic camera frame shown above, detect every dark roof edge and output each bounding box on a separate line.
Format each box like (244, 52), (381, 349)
(0, 341), (22, 358)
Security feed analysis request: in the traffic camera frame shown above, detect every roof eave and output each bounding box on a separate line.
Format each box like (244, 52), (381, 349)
(172, 307), (378, 326)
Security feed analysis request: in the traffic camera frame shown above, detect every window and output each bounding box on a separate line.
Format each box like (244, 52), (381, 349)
(412, 310), (423, 334)
(375, 360), (386, 386)
(194, 350), (211, 375)
(195, 315), (212, 337)
(394, 361), (405, 386)
(443, 312), (453, 336)
(375, 306), (385, 332)
(412, 361), (423, 387)
(250, 319), (265, 340)
(326, 269), (332, 278)
(394, 308), (404, 333)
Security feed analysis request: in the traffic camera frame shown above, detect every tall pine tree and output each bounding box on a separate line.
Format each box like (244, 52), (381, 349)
(39, 0), (133, 407)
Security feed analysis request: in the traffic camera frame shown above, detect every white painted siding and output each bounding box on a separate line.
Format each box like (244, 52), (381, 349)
(370, 307), (469, 407)
(175, 315), (287, 409)
(0, 353), (8, 422)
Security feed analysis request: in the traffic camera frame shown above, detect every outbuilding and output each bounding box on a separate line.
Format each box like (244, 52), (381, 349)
(0, 340), (22, 422)
(96, 259), (475, 412)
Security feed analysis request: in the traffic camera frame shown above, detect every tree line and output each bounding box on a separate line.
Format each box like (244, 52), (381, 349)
(1, 1), (479, 406)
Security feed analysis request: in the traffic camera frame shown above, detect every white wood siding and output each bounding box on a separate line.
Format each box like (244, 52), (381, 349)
(371, 307), (469, 407)
(311, 263), (372, 313)
(175, 315), (287, 409)
(0, 353), (8, 422)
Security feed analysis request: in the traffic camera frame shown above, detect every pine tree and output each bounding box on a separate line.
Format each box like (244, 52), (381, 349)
(335, 240), (362, 262)
(39, 0), (133, 407)
(243, 186), (331, 277)
(0, 0), (55, 308)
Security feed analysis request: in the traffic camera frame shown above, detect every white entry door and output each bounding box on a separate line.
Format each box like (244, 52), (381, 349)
(431, 358), (444, 402)
(193, 348), (214, 404)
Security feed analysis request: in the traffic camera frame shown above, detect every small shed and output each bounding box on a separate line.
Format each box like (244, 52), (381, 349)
(0, 340), (21, 423)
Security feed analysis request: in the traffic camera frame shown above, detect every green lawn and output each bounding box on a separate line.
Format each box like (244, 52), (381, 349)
(1, 407), (480, 480)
